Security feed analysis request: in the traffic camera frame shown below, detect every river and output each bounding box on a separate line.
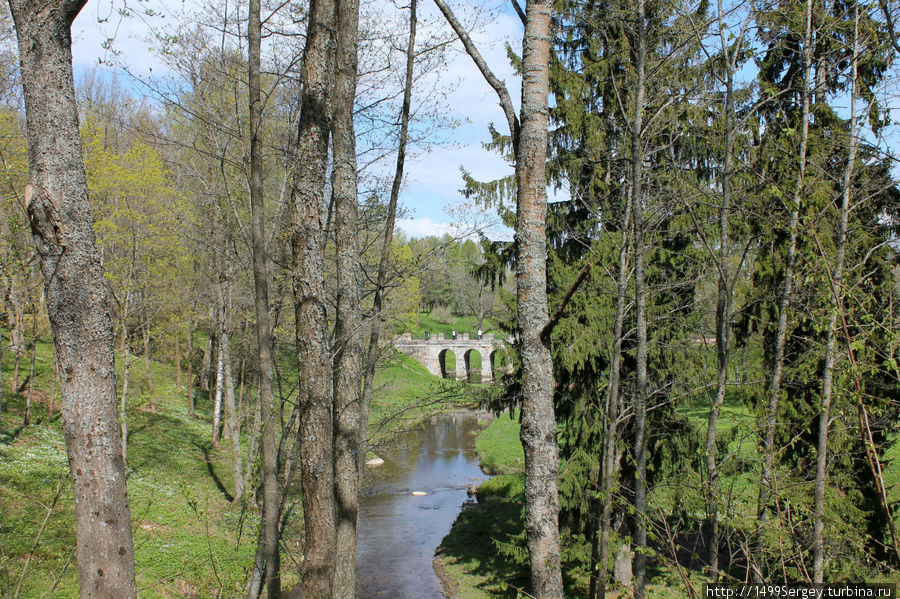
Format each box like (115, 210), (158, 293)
(355, 412), (491, 598)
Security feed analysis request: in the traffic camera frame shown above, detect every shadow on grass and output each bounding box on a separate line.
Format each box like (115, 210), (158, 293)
(437, 497), (530, 598)
(194, 441), (234, 503)
(0, 423), (25, 444)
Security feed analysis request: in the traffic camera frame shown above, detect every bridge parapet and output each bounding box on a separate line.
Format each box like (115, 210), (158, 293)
(393, 332), (511, 383)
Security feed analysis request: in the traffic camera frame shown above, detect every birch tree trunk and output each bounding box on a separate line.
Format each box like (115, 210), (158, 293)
(7, 0), (137, 595)
(213, 322), (224, 448)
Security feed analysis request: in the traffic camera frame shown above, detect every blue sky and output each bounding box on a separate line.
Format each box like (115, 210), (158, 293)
(71, 0), (525, 241)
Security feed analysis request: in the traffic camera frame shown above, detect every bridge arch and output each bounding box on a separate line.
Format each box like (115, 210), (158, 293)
(463, 349), (482, 383)
(438, 348), (457, 379)
(393, 332), (509, 384)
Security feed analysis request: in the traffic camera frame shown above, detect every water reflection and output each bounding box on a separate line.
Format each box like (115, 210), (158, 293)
(355, 413), (491, 599)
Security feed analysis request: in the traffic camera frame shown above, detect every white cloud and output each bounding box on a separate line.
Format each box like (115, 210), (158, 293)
(397, 216), (459, 239)
(397, 214), (512, 242)
(398, 2), (523, 223)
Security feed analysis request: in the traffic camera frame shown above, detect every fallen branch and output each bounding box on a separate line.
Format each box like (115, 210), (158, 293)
(541, 261), (593, 342)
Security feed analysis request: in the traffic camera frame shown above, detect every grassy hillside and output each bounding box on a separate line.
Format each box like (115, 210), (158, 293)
(0, 336), (465, 598)
(403, 311), (506, 341)
(0, 339), (260, 597)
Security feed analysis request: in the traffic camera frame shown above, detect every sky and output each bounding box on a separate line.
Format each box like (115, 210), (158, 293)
(70, 0), (526, 241)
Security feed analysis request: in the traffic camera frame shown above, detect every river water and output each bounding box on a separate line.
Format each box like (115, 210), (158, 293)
(355, 412), (491, 599)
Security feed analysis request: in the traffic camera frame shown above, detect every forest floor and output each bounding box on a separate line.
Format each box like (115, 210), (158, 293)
(0, 336), (468, 598)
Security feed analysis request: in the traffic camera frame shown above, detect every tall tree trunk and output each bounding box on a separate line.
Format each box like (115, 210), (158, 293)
(213, 323), (224, 448)
(755, 0), (812, 580)
(629, 1), (649, 596)
(7, 0), (138, 595)
(360, 0), (417, 461)
(243, 0), (283, 581)
(24, 311), (36, 426)
(222, 310), (243, 501)
(121, 307), (131, 464)
(812, 5), (858, 582)
(706, 0), (742, 577)
(516, 2), (563, 597)
(187, 317), (195, 416)
(143, 317), (154, 409)
(175, 324), (182, 390)
(290, 0), (337, 594)
(593, 191), (632, 599)
(201, 325), (212, 393)
(331, 0), (363, 594)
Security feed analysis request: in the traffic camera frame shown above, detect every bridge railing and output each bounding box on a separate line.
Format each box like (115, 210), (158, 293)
(396, 332), (504, 342)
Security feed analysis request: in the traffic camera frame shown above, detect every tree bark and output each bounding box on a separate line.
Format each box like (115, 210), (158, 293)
(49, 348), (59, 421)
(331, 0), (363, 594)
(629, 2), (649, 596)
(187, 317), (195, 416)
(755, 0), (812, 581)
(812, 4), (858, 582)
(290, 0), (338, 595)
(516, 1), (563, 597)
(201, 324), (213, 393)
(594, 191), (632, 599)
(120, 303), (131, 464)
(7, 0), (138, 595)
(223, 313), (243, 501)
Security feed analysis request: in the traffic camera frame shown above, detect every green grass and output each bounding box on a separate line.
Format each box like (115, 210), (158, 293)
(367, 350), (472, 446)
(0, 333), (465, 597)
(475, 411), (524, 475)
(403, 311), (507, 341)
(0, 336), (261, 598)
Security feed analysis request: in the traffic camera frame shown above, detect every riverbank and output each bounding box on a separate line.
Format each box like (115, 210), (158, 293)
(0, 338), (473, 597)
(433, 410), (538, 599)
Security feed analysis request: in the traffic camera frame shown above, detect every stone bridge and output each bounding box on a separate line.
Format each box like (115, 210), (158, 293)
(393, 332), (511, 383)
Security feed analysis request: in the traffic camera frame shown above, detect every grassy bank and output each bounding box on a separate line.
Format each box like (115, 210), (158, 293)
(436, 411), (534, 599)
(436, 397), (763, 598)
(0, 335), (468, 598)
